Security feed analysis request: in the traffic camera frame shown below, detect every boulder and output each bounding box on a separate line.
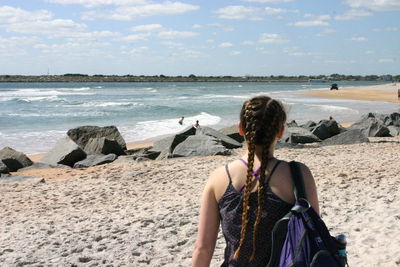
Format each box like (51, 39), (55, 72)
(320, 129), (369, 146)
(196, 126), (242, 149)
(349, 114), (390, 137)
(282, 127), (321, 144)
(67, 126), (127, 150)
(125, 147), (159, 160)
(149, 134), (189, 154)
(300, 120), (317, 131)
(73, 154), (117, 168)
(388, 125), (400, 137)
(172, 135), (230, 157)
(84, 137), (126, 156)
(0, 147), (33, 172)
(0, 160), (9, 174)
(18, 162), (70, 172)
(218, 125), (244, 143)
(38, 137), (86, 167)
(389, 112), (400, 127)
(0, 173), (45, 183)
(286, 120), (298, 127)
(311, 120), (341, 140)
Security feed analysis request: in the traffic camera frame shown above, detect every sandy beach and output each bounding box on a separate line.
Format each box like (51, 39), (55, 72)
(302, 82), (400, 103)
(1, 83), (400, 266)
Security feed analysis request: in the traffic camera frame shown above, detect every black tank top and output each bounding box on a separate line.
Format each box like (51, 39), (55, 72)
(218, 160), (293, 266)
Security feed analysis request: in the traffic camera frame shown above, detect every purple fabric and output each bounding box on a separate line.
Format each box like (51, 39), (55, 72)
(238, 158), (261, 192)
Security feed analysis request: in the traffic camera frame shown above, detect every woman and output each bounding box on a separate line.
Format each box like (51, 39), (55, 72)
(192, 96), (319, 266)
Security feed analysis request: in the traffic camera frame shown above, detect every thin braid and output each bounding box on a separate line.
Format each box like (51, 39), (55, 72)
(249, 100), (282, 261)
(233, 102), (257, 261)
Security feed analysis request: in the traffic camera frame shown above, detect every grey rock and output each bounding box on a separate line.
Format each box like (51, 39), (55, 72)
(84, 137), (126, 156)
(18, 162), (70, 172)
(0, 160), (9, 174)
(67, 125), (127, 150)
(300, 120), (317, 131)
(73, 154), (117, 168)
(125, 147), (159, 160)
(320, 129), (369, 146)
(38, 137), (86, 167)
(196, 126), (242, 149)
(388, 125), (400, 137)
(136, 157), (151, 162)
(389, 112), (400, 127)
(349, 114), (390, 137)
(0, 173), (45, 183)
(311, 120), (341, 140)
(150, 135), (189, 153)
(286, 120), (298, 127)
(283, 127), (321, 144)
(0, 147), (33, 172)
(218, 125), (244, 143)
(173, 135), (230, 157)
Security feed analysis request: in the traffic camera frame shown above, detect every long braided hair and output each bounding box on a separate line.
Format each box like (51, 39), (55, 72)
(233, 96), (287, 262)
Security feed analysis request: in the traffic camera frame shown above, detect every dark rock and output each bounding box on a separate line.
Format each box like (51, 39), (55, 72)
(18, 162), (70, 172)
(286, 120), (298, 127)
(67, 125), (127, 150)
(172, 135), (230, 157)
(136, 157), (150, 162)
(196, 126), (242, 149)
(388, 126), (400, 137)
(282, 127), (321, 144)
(300, 120), (317, 131)
(0, 173), (45, 183)
(389, 112), (400, 127)
(0, 160), (9, 174)
(311, 120), (341, 140)
(73, 154), (117, 168)
(320, 129), (369, 146)
(38, 137), (86, 167)
(125, 147), (159, 160)
(84, 137), (126, 156)
(149, 134), (190, 153)
(0, 147), (33, 172)
(218, 125), (244, 143)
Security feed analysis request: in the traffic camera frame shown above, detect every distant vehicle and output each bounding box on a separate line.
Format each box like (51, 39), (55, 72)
(330, 83), (339, 90)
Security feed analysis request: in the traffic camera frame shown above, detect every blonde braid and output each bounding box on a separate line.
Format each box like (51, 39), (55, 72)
(233, 102), (257, 260)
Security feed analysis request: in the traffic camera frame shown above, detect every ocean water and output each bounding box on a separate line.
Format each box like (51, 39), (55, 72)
(0, 81), (397, 154)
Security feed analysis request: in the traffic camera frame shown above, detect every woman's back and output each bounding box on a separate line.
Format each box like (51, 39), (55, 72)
(218, 159), (293, 266)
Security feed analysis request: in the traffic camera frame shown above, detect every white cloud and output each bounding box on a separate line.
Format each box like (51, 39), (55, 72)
(219, 42), (234, 48)
(0, 6), (52, 23)
(365, 50), (375, 54)
(316, 28), (336, 37)
(45, 0), (150, 8)
(81, 2), (199, 21)
(208, 23), (235, 32)
(379, 58), (394, 63)
(241, 0), (293, 2)
(206, 39), (215, 43)
(5, 19), (87, 36)
(161, 41), (184, 48)
(259, 33), (288, 43)
(215, 6), (264, 20)
(128, 46), (149, 55)
(349, 36), (367, 41)
(157, 31), (198, 39)
(0, 36), (42, 56)
(373, 27), (399, 32)
(264, 7), (290, 14)
(335, 9), (372, 20)
(242, 41), (255, 45)
(131, 24), (163, 32)
(290, 20), (330, 27)
(290, 13), (330, 27)
(231, 51), (241, 56)
(344, 0), (400, 11)
(34, 41), (109, 57)
(192, 24), (203, 29)
(282, 47), (311, 56)
(120, 33), (150, 42)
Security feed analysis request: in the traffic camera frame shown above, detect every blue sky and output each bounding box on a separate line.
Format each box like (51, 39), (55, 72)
(0, 0), (399, 76)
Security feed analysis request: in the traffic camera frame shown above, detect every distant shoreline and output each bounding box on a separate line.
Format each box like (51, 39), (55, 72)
(0, 74), (396, 83)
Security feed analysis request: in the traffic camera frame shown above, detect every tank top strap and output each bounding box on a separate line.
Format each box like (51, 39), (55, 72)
(225, 164), (233, 184)
(266, 160), (282, 184)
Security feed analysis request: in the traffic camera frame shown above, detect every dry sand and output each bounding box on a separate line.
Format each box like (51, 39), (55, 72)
(302, 83), (400, 103)
(1, 137), (400, 266)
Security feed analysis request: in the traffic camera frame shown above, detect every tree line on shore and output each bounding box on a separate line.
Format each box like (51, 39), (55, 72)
(0, 73), (398, 83)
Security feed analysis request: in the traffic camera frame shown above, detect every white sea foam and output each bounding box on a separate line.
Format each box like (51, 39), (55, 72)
(0, 88), (95, 97)
(306, 104), (359, 113)
(76, 101), (143, 108)
(121, 112), (221, 142)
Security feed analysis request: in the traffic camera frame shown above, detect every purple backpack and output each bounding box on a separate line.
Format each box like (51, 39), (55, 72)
(266, 161), (345, 267)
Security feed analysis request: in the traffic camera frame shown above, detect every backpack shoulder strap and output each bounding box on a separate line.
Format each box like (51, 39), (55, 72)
(289, 161), (307, 201)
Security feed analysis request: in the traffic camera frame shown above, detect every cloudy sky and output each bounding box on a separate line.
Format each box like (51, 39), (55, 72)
(0, 0), (399, 76)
